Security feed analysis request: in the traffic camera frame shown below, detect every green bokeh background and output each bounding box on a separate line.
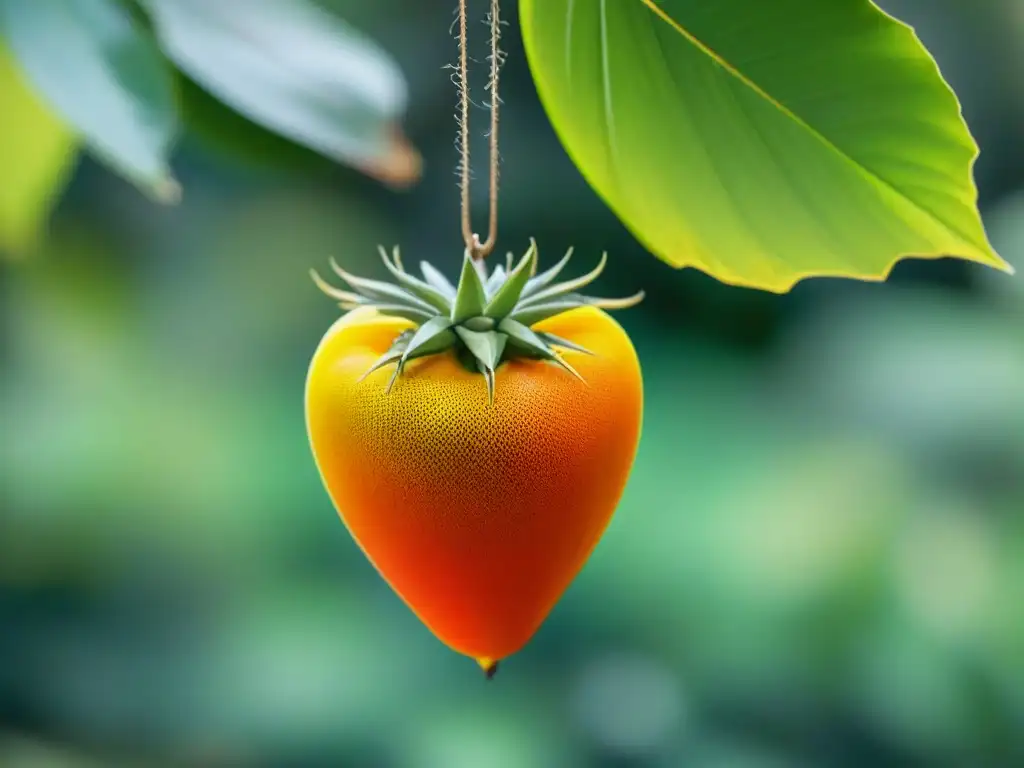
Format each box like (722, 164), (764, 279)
(2, 1), (1023, 765)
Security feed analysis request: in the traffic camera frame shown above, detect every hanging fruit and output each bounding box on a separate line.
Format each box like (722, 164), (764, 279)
(305, 0), (643, 676)
(305, 242), (643, 675)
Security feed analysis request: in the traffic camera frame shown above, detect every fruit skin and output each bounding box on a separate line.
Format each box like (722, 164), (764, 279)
(306, 304), (642, 663)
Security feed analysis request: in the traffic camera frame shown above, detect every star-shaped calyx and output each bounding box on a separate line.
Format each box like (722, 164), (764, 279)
(311, 240), (644, 402)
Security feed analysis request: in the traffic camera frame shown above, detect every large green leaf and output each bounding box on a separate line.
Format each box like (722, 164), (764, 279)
(520, 0), (1014, 292)
(0, 0), (178, 198)
(143, 0), (421, 188)
(0, 46), (78, 256)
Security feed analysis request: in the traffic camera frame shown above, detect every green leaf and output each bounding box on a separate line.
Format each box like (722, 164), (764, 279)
(143, 0), (421, 188)
(362, 304), (434, 324)
(451, 253), (488, 323)
(508, 300), (582, 328)
(497, 318), (551, 358)
(358, 330), (412, 382)
(0, 0), (178, 198)
(378, 247), (452, 313)
(522, 246), (574, 299)
(454, 327), (507, 403)
(328, 258), (439, 315)
(484, 264), (507, 298)
(0, 46), (77, 256)
(538, 332), (593, 356)
(499, 319), (584, 382)
(383, 316), (455, 393)
(454, 327), (506, 372)
(508, 291), (643, 326)
(401, 316), (456, 363)
(520, 0), (1015, 292)
(484, 240), (537, 318)
(518, 251), (607, 306)
(420, 261), (458, 299)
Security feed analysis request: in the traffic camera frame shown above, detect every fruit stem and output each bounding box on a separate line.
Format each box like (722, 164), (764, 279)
(456, 0), (504, 261)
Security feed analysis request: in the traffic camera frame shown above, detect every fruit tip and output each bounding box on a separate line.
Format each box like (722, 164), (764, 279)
(477, 657), (499, 680)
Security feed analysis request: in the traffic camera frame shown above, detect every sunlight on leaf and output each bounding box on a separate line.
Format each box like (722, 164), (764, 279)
(520, 0), (1014, 292)
(0, 46), (77, 257)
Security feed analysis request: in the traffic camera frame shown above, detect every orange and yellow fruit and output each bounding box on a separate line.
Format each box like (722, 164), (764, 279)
(305, 242), (643, 674)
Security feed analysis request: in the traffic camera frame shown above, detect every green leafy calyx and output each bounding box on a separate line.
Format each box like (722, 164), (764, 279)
(311, 240), (643, 401)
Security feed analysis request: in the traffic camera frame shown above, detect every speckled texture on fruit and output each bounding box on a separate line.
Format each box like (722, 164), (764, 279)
(306, 306), (642, 661)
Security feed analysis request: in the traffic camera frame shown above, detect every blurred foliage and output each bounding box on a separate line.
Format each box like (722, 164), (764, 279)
(0, 0), (417, 252)
(0, 0), (179, 195)
(0, 47), (76, 255)
(1, 1), (1023, 767)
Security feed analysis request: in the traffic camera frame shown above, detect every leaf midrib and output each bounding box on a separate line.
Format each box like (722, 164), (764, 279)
(637, 0), (985, 255)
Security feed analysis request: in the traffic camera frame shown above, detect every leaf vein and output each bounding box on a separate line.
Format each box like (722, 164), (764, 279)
(637, 0), (985, 254)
